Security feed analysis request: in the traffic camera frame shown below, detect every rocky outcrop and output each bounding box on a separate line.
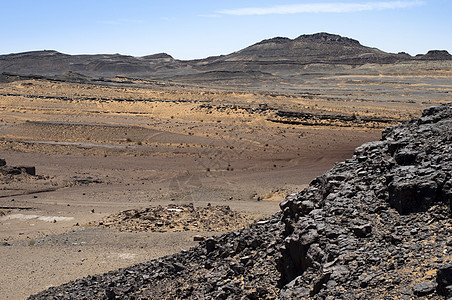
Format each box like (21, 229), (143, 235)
(28, 103), (452, 299)
(0, 159), (36, 176)
(294, 32), (362, 46)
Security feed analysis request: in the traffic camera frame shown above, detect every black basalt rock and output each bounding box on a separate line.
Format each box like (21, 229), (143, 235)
(437, 263), (452, 297)
(394, 149), (418, 165)
(276, 104), (452, 298)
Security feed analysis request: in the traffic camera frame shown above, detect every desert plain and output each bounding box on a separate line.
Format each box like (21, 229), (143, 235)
(0, 57), (451, 299)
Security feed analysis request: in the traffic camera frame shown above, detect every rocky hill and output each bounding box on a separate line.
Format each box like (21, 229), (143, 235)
(27, 104), (452, 299)
(194, 33), (406, 71)
(1, 33), (451, 79)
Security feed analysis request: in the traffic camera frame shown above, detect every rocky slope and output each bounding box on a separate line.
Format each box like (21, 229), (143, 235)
(27, 104), (452, 299)
(1, 33), (450, 79)
(277, 103), (452, 299)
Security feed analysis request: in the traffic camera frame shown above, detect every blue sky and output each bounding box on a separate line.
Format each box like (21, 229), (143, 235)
(1, 0), (451, 59)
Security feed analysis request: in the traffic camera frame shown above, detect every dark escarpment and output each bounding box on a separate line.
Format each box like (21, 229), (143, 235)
(29, 104), (452, 299)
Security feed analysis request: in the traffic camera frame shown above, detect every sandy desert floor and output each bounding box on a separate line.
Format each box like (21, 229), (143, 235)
(0, 73), (450, 299)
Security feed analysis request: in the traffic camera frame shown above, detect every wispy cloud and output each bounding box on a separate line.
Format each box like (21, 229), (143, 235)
(199, 14), (221, 18)
(218, 1), (425, 16)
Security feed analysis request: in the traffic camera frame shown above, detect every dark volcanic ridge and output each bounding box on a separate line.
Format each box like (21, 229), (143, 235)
(1, 32), (451, 79)
(29, 104), (452, 299)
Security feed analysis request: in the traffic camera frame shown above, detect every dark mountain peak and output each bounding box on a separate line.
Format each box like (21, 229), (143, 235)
(397, 51), (411, 56)
(23, 50), (61, 55)
(294, 32), (362, 46)
(2, 50), (66, 60)
(255, 36), (292, 45)
(416, 50), (452, 60)
(141, 53), (174, 60)
(253, 33), (362, 47)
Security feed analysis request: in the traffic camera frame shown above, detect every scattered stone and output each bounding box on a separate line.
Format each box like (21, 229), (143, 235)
(412, 281), (436, 296)
(256, 220), (270, 225)
(22, 166), (36, 176)
(193, 235), (205, 242)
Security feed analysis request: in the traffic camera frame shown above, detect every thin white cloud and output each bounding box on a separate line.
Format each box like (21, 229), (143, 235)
(218, 1), (425, 16)
(199, 14), (221, 18)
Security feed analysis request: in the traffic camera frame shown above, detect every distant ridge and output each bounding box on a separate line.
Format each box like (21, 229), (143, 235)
(417, 50), (452, 60)
(0, 32), (450, 78)
(141, 53), (174, 60)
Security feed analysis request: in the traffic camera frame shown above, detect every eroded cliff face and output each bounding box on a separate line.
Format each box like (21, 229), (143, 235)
(29, 104), (452, 299)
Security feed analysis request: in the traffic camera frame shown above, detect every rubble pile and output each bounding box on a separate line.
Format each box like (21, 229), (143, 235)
(97, 203), (252, 233)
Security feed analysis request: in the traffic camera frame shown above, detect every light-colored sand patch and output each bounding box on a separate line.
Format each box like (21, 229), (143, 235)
(117, 253), (137, 260)
(1, 213), (74, 222)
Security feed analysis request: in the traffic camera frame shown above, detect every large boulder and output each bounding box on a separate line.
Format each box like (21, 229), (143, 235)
(437, 263), (452, 297)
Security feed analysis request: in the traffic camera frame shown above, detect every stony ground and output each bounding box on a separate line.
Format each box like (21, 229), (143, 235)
(27, 104), (452, 299)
